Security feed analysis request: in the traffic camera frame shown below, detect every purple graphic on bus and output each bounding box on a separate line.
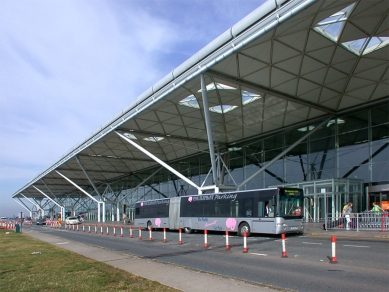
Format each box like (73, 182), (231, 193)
(226, 218), (237, 230)
(155, 218), (161, 227)
(188, 196), (193, 202)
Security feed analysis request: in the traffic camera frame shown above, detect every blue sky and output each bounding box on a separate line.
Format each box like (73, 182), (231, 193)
(0, 0), (265, 217)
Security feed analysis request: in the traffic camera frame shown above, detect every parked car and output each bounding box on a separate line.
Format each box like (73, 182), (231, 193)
(65, 216), (80, 225)
(36, 218), (46, 225)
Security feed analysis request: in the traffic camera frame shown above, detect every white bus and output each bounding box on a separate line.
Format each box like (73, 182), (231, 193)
(134, 187), (304, 236)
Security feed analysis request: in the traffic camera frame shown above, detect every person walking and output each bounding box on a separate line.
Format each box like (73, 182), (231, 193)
(371, 202), (382, 226)
(344, 202), (353, 230)
(371, 202), (381, 215)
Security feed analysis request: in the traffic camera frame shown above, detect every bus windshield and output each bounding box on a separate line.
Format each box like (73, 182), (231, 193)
(276, 189), (303, 218)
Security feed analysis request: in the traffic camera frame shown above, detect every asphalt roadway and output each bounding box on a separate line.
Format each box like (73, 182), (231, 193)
(21, 221), (389, 292)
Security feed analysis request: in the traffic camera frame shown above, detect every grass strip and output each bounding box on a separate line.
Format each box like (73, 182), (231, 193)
(0, 230), (179, 292)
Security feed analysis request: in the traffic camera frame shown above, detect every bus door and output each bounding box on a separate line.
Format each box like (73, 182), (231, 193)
(252, 199), (275, 234)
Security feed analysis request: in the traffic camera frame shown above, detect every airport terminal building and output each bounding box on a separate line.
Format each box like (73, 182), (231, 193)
(13, 0), (388, 222)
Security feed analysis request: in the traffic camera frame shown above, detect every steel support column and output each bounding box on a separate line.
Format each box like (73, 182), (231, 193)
(115, 131), (201, 193)
(76, 156), (102, 199)
(200, 74), (219, 189)
(56, 170), (102, 221)
(14, 198), (32, 215)
(32, 185), (65, 219)
(20, 193), (44, 216)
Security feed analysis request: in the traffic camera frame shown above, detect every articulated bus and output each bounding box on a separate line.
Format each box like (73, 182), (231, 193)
(134, 187), (304, 236)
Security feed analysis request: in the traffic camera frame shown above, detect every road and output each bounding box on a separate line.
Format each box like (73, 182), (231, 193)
(26, 225), (389, 291)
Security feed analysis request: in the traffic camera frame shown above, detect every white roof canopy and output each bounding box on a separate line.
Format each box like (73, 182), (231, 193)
(13, 0), (389, 200)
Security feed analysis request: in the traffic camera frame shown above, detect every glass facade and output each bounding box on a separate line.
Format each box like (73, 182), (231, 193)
(81, 103), (389, 221)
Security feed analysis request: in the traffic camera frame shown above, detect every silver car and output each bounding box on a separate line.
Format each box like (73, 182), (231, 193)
(65, 216), (80, 225)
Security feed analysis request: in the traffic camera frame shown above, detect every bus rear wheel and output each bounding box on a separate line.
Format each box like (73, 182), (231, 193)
(238, 222), (251, 237)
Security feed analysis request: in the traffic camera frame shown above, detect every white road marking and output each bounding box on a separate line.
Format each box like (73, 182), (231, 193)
(302, 242), (322, 245)
(250, 253), (268, 256)
(343, 245), (369, 248)
(56, 242), (69, 245)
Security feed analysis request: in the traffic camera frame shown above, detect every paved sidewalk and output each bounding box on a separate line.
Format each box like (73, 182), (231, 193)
(25, 229), (278, 292)
(302, 222), (389, 241)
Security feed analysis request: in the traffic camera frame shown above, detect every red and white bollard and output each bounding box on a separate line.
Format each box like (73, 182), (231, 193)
(243, 232), (248, 253)
(138, 227), (142, 240)
(113, 225), (116, 236)
(149, 227), (153, 241)
(225, 231), (230, 250)
(179, 228), (182, 245)
(72, 224), (75, 231)
(281, 233), (288, 258)
(82, 224), (85, 232)
(120, 226), (124, 237)
(330, 235), (338, 264)
(95, 224), (97, 234)
(129, 226), (133, 238)
(204, 230), (209, 248)
(106, 225), (109, 235)
(88, 224), (91, 233)
(100, 225), (103, 234)
(163, 228), (167, 243)
(76, 224), (79, 232)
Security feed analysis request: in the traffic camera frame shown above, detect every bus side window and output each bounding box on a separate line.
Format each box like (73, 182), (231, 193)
(240, 198), (253, 217)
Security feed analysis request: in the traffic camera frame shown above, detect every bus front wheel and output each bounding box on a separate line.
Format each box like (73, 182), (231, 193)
(238, 222), (251, 237)
(184, 227), (193, 234)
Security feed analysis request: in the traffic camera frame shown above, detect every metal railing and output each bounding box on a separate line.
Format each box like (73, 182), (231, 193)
(324, 212), (389, 232)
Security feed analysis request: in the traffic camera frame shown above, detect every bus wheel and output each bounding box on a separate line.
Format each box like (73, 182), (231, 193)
(184, 227), (193, 234)
(238, 222), (250, 237)
(147, 221), (153, 231)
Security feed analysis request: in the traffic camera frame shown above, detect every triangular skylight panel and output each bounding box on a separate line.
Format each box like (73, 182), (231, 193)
(123, 132), (137, 140)
(342, 38), (369, 55)
(143, 137), (164, 142)
(314, 3), (388, 56)
(362, 36), (389, 55)
(314, 3), (356, 42)
(209, 105), (238, 114)
(341, 36), (389, 56)
(197, 82), (237, 92)
(242, 91), (261, 105)
(178, 95), (200, 109)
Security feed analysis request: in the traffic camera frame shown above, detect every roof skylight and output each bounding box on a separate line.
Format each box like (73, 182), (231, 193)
(209, 105), (238, 114)
(314, 3), (389, 56)
(242, 91), (261, 105)
(143, 137), (164, 142)
(314, 3), (355, 42)
(297, 125), (315, 132)
(197, 82), (237, 92)
(363, 36), (389, 55)
(123, 133), (137, 140)
(178, 95), (200, 109)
